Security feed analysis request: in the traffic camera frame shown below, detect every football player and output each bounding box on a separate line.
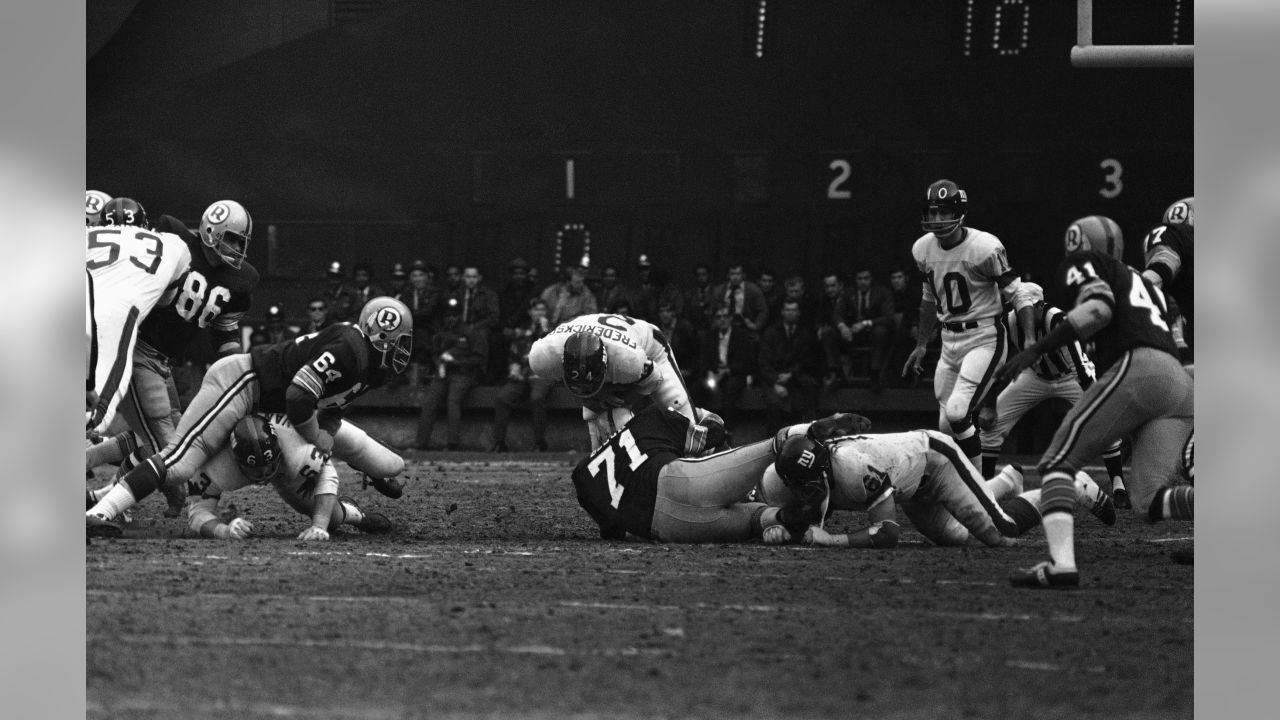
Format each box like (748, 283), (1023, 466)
(86, 200), (260, 516)
(977, 275), (1129, 507)
(529, 312), (699, 450)
(183, 414), (397, 541)
(759, 427), (1115, 549)
(572, 406), (870, 543)
(1141, 196), (1194, 367)
(87, 296), (413, 538)
(902, 179), (1037, 469)
(86, 197), (193, 437)
(993, 216), (1193, 588)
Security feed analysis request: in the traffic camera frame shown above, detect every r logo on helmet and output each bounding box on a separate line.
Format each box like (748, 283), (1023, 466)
(375, 307), (401, 331)
(1064, 225), (1085, 253)
(205, 202), (230, 223)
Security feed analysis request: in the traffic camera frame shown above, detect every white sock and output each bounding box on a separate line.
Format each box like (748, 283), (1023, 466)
(985, 465), (1023, 499)
(88, 483), (137, 521)
(1112, 475), (1127, 492)
(1074, 471), (1103, 507)
(1042, 513), (1076, 571)
(339, 500), (364, 526)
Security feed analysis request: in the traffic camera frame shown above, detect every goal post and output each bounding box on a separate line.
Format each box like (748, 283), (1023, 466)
(1071, 0), (1193, 68)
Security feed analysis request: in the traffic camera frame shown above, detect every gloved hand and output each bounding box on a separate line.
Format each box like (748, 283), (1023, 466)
(298, 525), (330, 542)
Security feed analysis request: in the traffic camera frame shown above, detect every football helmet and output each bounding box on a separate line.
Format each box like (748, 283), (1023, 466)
(1162, 196), (1194, 228)
(100, 197), (148, 229)
(358, 296), (413, 374)
(774, 434), (831, 506)
(1064, 215), (1124, 260)
(230, 414), (281, 483)
(199, 200), (253, 269)
(562, 331), (608, 398)
(921, 179), (967, 238)
(85, 190), (112, 226)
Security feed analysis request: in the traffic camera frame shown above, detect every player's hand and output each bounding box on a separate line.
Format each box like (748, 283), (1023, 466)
(994, 350), (1038, 386)
(902, 345), (928, 377)
(802, 526), (834, 546)
(298, 526), (330, 542)
(976, 405), (998, 432)
(226, 517), (254, 540)
(762, 525), (793, 545)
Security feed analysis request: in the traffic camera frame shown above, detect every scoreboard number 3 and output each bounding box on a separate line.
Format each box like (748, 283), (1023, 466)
(1099, 158), (1123, 199)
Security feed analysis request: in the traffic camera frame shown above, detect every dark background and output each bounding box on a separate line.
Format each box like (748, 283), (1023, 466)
(87, 0), (1192, 316)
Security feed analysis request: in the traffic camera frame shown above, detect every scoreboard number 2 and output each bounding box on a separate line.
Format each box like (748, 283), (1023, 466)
(827, 159), (852, 200)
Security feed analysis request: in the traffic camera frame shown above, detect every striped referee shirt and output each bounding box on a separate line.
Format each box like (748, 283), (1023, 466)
(1006, 306), (1096, 387)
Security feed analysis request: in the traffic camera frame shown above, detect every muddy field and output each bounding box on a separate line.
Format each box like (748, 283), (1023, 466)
(87, 454), (1193, 720)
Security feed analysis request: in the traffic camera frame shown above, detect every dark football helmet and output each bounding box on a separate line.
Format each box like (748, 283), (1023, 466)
(199, 200), (253, 269)
(1162, 196), (1194, 228)
(358, 296), (414, 374)
(563, 331), (608, 398)
(100, 197), (148, 229)
(921, 179), (967, 238)
(230, 414), (281, 483)
(1064, 215), (1124, 261)
(774, 434), (831, 507)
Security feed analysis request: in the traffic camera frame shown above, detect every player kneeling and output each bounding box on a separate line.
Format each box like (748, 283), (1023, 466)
(185, 414), (401, 541)
(758, 425), (1116, 548)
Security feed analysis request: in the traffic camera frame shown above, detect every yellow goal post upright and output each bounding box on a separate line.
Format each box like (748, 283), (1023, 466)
(1071, 0), (1193, 68)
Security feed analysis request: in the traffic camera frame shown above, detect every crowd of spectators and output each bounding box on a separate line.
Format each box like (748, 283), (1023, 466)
(248, 255), (936, 450)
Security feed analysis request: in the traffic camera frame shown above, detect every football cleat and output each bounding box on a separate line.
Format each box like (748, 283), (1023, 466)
(86, 513), (123, 539)
(340, 496), (394, 534)
(363, 473), (405, 500)
(1009, 560), (1080, 589)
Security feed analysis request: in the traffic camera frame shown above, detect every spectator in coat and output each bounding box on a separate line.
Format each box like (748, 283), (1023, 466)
(541, 265), (599, 326)
(710, 262), (769, 337)
(490, 298), (556, 452)
(415, 301), (489, 451)
(697, 304), (758, 434)
(757, 298), (822, 429)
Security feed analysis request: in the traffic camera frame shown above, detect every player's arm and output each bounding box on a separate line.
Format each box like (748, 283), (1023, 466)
(187, 491), (253, 540)
(1141, 225), (1181, 289)
(287, 359), (341, 454)
(804, 497), (901, 549)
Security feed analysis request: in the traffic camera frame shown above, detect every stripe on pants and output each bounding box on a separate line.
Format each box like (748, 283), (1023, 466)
(163, 369), (257, 470)
(927, 435), (1019, 537)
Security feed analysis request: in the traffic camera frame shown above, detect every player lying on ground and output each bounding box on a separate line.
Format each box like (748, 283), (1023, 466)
(183, 414), (396, 541)
(572, 406), (872, 543)
(757, 426), (1116, 548)
(530, 312), (700, 450)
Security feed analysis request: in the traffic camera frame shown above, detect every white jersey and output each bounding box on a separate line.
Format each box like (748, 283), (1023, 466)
(86, 224), (191, 317)
(185, 414), (339, 533)
(529, 313), (668, 387)
(86, 224), (191, 434)
(912, 227), (1012, 324)
(824, 431), (932, 510)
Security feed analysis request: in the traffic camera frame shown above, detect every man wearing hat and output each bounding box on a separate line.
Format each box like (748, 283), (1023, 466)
(387, 262), (409, 301)
(323, 260), (358, 324)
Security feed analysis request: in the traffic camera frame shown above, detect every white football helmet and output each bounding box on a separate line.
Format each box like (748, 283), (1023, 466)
(358, 296), (413, 374)
(86, 190), (112, 226)
(1162, 196), (1193, 228)
(199, 200), (253, 269)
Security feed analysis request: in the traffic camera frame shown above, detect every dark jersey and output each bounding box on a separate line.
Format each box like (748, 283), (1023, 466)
(1058, 251), (1178, 374)
(249, 323), (390, 414)
(139, 215), (259, 361)
(571, 405), (693, 540)
(1141, 221), (1194, 345)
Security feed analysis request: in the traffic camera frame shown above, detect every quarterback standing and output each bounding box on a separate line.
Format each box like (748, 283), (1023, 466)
(902, 179), (1036, 469)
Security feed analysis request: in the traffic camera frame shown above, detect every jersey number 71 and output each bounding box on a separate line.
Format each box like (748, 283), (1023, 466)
(586, 429), (650, 508)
